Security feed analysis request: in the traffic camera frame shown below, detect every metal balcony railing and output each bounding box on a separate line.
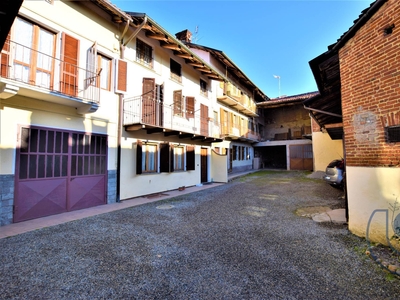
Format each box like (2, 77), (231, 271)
(123, 94), (213, 137)
(0, 39), (100, 104)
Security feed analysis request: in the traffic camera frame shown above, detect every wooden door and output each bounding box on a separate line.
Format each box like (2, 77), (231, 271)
(289, 144), (313, 170)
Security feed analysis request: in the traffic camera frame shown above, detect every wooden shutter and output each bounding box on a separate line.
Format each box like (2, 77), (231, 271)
(160, 143), (170, 173)
(186, 146), (195, 170)
(200, 103), (208, 136)
(173, 90), (182, 116)
(115, 59), (127, 93)
(61, 32), (79, 96)
(86, 42), (97, 88)
(186, 97), (194, 119)
(1, 33), (10, 77)
(136, 140), (142, 174)
(142, 78), (156, 124)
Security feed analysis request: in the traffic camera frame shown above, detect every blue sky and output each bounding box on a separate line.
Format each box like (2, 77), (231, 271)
(111, 0), (375, 99)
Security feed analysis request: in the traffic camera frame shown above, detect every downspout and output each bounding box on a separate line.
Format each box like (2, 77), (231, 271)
(116, 16), (147, 203)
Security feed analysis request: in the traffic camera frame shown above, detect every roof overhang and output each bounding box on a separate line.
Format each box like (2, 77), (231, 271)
(184, 43), (269, 103)
(125, 13), (226, 83)
(258, 91), (319, 109)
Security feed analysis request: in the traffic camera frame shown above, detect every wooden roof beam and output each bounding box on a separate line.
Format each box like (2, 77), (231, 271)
(146, 33), (168, 42)
(161, 42), (181, 51)
(175, 52), (194, 60)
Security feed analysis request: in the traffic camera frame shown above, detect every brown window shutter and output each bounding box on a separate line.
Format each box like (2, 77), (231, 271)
(1, 33), (10, 77)
(186, 97), (194, 119)
(186, 146), (195, 170)
(136, 140), (142, 174)
(116, 59), (127, 92)
(160, 143), (170, 173)
(173, 90), (182, 115)
(61, 32), (79, 96)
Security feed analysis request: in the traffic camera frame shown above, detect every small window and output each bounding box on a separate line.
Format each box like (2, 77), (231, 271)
(386, 125), (400, 142)
(232, 145), (237, 161)
(200, 79), (208, 96)
(174, 146), (185, 171)
(136, 39), (153, 68)
(170, 59), (181, 82)
(142, 143), (158, 173)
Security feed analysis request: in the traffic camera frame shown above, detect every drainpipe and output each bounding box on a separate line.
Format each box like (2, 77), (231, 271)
(116, 16), (147, 203)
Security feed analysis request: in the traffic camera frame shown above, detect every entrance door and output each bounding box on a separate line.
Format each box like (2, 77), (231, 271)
(289, 144), (313, 170)
(200, 147), (208, 183)
(14, 126), (107, 223)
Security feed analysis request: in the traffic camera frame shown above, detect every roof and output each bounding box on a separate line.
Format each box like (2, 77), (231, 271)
(258, 91), (319, 108)
(305, 0), (388, 138)
(124, 13), (228, 83)
(183, 43), (269, 103)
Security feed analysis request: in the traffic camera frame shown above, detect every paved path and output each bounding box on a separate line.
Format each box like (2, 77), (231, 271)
(1, 170), (398, 299)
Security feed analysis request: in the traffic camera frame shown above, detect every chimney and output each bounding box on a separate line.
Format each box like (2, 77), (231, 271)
(175, 29), (192, 43)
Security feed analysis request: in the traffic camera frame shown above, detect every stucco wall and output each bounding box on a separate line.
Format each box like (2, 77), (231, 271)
(312, 131), (344, 172)
(211, 150), (228, 183)
(347, 166), (400, 245)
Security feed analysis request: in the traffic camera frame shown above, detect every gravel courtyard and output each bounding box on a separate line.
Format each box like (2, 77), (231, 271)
(1, 170), (399, 299)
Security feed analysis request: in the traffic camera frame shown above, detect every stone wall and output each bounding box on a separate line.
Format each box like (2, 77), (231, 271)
(0, 175), (14, 226)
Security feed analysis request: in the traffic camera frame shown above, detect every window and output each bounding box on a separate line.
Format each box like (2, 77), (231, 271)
(386, 125), (400, 143)
(232, 145), (237, 161)
(200, 79), (208, 96)
(174, 146), (185, 171)
(173, 90), (183, 116)
(97, 54), (111, 90)
(142, 143), (157, 173)
(136, 39), (153, 68)
(13, 17), (55, 89)
(87, 43), (111, 91)
(136, 141), (157, 174)
(170, 59), (181, 82)
(213, 111), (218, 125)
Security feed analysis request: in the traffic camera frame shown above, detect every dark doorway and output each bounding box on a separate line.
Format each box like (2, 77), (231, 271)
(200, 147), (208, 182)
(257, 146), (287, 169)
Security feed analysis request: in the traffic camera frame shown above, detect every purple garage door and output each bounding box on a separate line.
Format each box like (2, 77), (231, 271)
(14, 126), (107, 223)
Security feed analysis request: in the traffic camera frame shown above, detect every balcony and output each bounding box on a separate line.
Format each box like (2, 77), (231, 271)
(217, 82), (258, 117)
(0, 39), (100, 113)
(220, 121), (261, 143)
(123, 94), (222, 143)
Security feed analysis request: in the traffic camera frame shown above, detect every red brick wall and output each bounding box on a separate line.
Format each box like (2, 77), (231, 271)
(339, 0), (400, 167)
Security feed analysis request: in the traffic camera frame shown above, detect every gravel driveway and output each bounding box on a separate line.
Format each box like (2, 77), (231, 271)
(1, 170), (399, 299)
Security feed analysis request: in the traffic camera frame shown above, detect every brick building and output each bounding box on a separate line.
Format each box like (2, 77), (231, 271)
(307, 0), (400, 244)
